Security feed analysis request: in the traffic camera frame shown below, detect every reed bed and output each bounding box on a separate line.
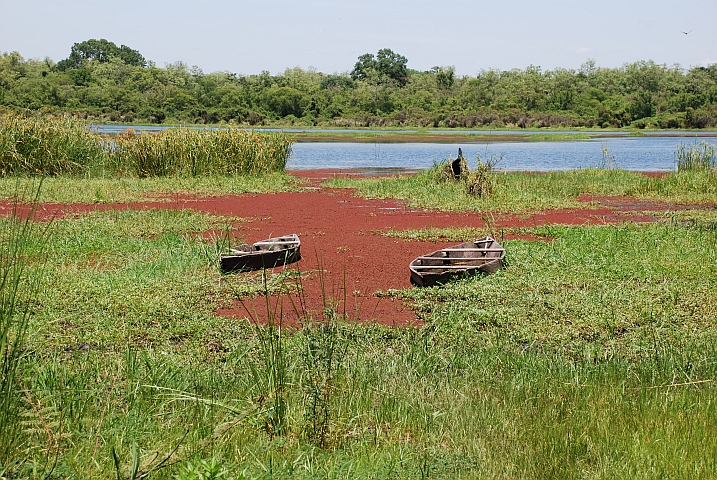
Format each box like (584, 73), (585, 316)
(675, 140), (717, 171)
(0, 113), (106, 176)
(0, 114), (293, 177)
(111, 128), (293, 177)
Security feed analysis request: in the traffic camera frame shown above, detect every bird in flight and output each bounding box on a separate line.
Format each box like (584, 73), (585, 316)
(682, 30), (693, 35)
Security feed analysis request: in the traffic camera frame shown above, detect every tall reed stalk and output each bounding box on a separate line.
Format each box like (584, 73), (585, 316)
(0, 181), (48, 471)
(676, 141), (717, 171)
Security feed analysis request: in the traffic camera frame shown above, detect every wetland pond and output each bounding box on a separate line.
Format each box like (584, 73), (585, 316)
(93, 125), (715, 172)
(288, 136), (716, 172)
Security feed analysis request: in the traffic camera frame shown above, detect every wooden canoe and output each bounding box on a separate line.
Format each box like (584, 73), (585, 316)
(220, 234), (301, 273)
(409, 236), (505, 287)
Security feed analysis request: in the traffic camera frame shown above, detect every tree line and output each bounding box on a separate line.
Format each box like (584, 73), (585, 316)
(2, 39), (717, 129)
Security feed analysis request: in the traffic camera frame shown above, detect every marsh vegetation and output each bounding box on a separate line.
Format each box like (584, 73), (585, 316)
(325, 156), (717, 212)
(1, 206), (716, 478)
(0, 113), (293, 177)
(0, 122), (716, 478)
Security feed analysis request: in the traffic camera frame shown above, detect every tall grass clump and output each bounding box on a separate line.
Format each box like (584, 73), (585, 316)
(240, 271), (291, 440)
(0, 113), (107, 176)
(298, 289), (350, 448)
(0, 182), (48, 472)
(0, 113), (293, 178)
(232, 264), (352, 448)
(676, 141), (717, 171)
(466, 152), (502, 197)
(111, 128), (293, 177)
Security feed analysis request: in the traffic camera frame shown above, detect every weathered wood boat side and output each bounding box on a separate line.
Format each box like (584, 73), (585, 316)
(220, 234), (301, 273)
(409, 236), (505, 287)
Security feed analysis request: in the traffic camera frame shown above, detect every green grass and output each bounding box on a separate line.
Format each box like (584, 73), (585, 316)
(0, 113), (293, 178)
(0, 173), (300, 203)
(379, 226), (534, 242)
(2, 206), (717, 478)
(383, 222), (717, 359)
(110, 127), (293, 177)
(525, 133), (593, 141)
(0, 182), (48, 469)
(323, 166), (717, 212)
(3, 80), (717, 478)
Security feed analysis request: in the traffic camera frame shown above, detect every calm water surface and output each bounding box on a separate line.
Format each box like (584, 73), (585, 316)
(92, 125), (715, 172)
(288, 137), (716, 172)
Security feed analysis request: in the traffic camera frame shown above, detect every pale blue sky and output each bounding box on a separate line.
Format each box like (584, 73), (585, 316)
(2, 0), (715, 75)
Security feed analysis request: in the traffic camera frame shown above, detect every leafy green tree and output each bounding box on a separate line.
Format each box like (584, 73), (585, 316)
(376, 48), (408, 85)
(56, 39), (146, 71)
(431, 66), (455, 89)
(5, 43), (717, 128)
(320, 74), (354, 90)
(351, 48), (408, 86)
(0, 52), (26, 89)
(68, 67), (93, 86)
(627, 91), (655, 120)
(350, 53), (377, 81)
(262, 86), (306, 118)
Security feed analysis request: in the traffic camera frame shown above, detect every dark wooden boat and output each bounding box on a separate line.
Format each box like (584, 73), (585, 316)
(220, 234), (301, 273)
(410, 236), (505, 287)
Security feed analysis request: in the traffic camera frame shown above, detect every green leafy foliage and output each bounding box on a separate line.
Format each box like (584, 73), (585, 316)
(55, 38), (146, 71)
(351, 48), (409, 86)
(9, 44), (717, 128)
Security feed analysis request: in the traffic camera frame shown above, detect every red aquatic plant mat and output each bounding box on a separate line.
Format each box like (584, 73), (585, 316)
(0, 170), (696, 326)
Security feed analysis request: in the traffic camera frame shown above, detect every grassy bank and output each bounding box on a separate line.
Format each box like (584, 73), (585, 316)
(0, 206), (715, 478)
(2, 164), (713, 208)
(0, 173), (300, 204)
(0, 113), (293, 177)
(324, 165), (717, 212)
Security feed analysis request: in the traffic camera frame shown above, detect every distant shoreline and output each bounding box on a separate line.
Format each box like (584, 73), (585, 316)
(288, 131), (717, 143)
(93, 124), (717, 143)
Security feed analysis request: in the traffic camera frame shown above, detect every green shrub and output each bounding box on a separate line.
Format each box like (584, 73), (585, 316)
(466, 152), (502, 197)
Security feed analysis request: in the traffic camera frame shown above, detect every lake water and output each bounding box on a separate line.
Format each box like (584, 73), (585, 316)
(91, 125), (715, 172)
(287, 137), (716, 172)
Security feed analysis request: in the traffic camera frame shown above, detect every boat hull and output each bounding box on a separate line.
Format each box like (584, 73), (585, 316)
(409, 236), (505, 287)
(220, 234), (301, 273)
